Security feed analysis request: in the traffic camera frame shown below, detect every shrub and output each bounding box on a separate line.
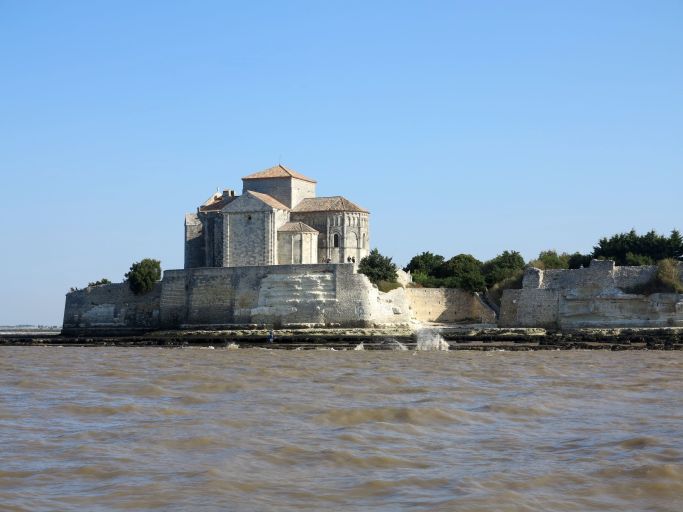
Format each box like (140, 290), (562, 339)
(125, 258), (162, 295)
(656, 258), (683, 293)
(88, 278), (112, 287)
(487, 268), (525, 307)
(377, 280), (402, 293)
(358, 249), (398, 285)
(624, 259), (683, 295)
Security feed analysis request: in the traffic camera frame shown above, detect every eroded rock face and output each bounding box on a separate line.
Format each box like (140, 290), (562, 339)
(500, 261), (683, 329)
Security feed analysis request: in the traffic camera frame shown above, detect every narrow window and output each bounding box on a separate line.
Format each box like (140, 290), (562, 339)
(333, 234), (340, 248)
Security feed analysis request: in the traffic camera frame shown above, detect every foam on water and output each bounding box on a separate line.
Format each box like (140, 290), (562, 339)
(415, 328), (450, 351)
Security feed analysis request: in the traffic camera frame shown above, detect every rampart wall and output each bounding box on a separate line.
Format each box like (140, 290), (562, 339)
(63, 282), (162, 334)
(499, 261), (683, 329)
(63, 264), (411, 335)
(405, 288), (496, 324)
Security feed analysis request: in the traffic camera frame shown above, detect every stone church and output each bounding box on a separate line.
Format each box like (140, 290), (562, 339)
(184, 165), (370, 268)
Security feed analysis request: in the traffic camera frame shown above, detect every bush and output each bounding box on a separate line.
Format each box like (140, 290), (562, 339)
(125, 258), (162, 295)
(624, 259), (683, 295)
(656, 258), (683, 293)
(88, 278), (111, 287)
(377, 280), (402, 293)
(487, 268), (525, 307)
(358, 249), (398, 285)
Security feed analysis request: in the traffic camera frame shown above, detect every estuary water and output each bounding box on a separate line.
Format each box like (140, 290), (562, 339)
(1, 348), (682, 511)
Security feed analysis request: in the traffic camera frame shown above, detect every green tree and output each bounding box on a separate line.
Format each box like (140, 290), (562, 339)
(482, 250), (525, 287)
(125, 258), (162, 295)
(358, 249), (398, 285)
(593, 229), (682, 265)
(435, 254), (486, 292)
(404, 251), (445, 276)
(532, 250), (570, 270)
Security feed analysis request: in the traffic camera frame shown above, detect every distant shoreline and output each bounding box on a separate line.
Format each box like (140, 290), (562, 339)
(1, 327), (681, 350)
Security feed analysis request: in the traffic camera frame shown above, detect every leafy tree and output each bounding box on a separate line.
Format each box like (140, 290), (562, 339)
(125, 258), (162, 295)
(532, 250), (570, 270)
(88, 278), (112, 287)
(482, 250), (525, 287)
(404, 251), (445, 275)
(435, 254), (486, 292)
(358, 249), (398, 285)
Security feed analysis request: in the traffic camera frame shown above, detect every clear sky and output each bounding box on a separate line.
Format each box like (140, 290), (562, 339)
(1, 1), (681, 325)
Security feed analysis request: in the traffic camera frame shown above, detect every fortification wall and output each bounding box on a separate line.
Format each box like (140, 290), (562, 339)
(405, 288), (496, 324)
(63, 264), (411, 335)
(500, 261), (683, 329)
(161, 263), (410, 328)
(63, 282), (162, 334)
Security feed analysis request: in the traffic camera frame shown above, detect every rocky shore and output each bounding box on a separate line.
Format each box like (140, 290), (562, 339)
(1, 326), (682, 350)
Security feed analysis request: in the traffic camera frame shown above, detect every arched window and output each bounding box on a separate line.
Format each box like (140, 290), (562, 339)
(333, 234), (340, 248)
(362, 233), (366, 248)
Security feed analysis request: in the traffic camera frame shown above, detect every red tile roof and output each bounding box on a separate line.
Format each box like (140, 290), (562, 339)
(246, 191), (290, 210)
(242, 164), (317, 183)
(291, 196), (369, 213)
(278, 221), (319, 233)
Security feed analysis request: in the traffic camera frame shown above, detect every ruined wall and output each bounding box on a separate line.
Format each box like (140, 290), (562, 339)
(405, 288), (496, 324)
(499, 261), (683, 329)
(63, 283), (161, 335)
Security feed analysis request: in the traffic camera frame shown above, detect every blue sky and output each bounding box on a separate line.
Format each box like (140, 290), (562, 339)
(1, 1), (681, 325)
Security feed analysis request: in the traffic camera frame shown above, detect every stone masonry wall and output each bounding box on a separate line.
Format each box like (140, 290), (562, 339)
(499, 261), (683, 329)
(405, 288), (496, 324)
(184, 213), (204, 268)
(63, 282), (162, 334)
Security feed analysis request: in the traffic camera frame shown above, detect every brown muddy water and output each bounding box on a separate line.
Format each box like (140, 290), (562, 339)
(1, 348), (682, 511)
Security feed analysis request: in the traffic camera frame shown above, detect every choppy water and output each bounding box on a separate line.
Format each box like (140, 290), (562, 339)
(1, 348), (682, 511)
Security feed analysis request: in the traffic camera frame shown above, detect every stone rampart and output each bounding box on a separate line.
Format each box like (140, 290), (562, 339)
(500, 261), (683, 329)
(405, 288), (496, 324)
(63, 264), (411, 335)
(63, 282), (162, 335)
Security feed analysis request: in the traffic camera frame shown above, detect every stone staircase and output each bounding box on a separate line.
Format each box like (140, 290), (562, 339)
(257, 273), (336, 306)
